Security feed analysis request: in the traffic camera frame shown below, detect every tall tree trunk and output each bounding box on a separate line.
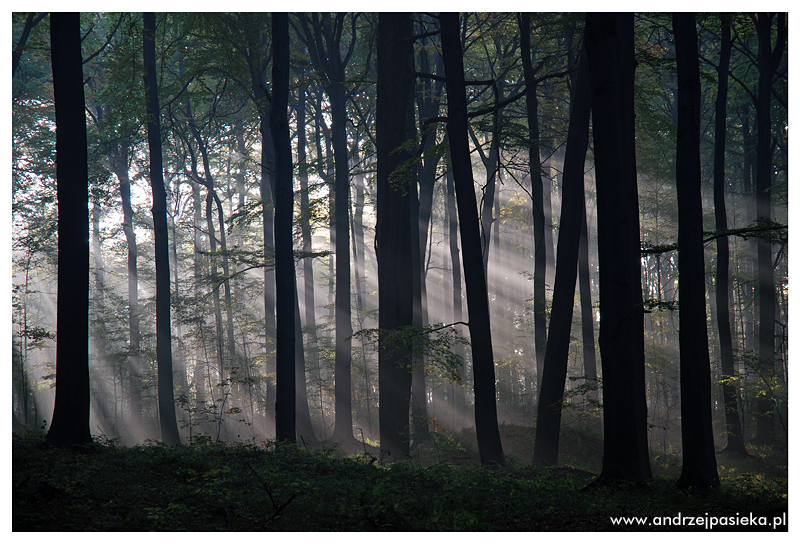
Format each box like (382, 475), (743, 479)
(271, 12), (296, 442)
(376, 12), (415, 459)
(585, 12), (647, 484)
(519, 13), (547, 400)
(673, 12), (720, 490)
(713, 15), (747, 456)
(533, 46), (591, 466)
(46, 12), (92, 448)
(753, 12), (786, 445)
(143, 12), (180, 446)
(328, 82), (355, 445)
(297, 87), (319, 392)
(441, 12), (504, 466)
(618, 13), (652, 481)
(111, 146), (143, 437)
(446, 168), (468, 428)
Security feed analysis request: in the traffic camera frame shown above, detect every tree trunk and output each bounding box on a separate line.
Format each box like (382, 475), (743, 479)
(441, 12), (504, 466)
(376, 12), (416, 459)
(297, 86), (319, 395)
(143, 12), (180, 446)
(270, 12), (296, 442)
(111, 146), (144, 437)
(753, 12), (786, 445)
(618, 13), (652, 481)
(713, 15), (747, 456)
(533, 46), (591, 466)
(46, 11), (92, 448)
(673, 12), (720, 489)
(519, 13), (547, 400)
(585, 12), (648, 484)
(446, 168), (468, 428)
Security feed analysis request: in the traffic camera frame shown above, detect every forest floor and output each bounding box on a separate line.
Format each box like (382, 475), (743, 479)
(12, 424), (787, 531)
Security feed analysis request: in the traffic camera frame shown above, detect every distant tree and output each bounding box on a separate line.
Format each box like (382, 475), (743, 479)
(440, 12), (504, 466)
(519, 13), (548, 396)
(12, 13), (47, 77)
(712, 15), (748, 457)
(753, 12), (787, 445)
(376, 12), (415, 459)
(143, 12), (180, 446)
(271, 12), (296, 442)
(673, 12), (720, 490)
(295, 14), (359, 446)
(45, 12), (92, 447)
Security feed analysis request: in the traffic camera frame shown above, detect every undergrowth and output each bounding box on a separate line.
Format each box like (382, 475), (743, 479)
(12, 426), (787, 531)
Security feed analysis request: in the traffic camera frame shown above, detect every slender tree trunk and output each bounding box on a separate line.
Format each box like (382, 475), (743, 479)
(111, 147), (144, 437)
(713, 15), (747, 456)
(297, 87), (319, 389)
(271, 12), (296, 441)
(446, 168), (468, 428)
(441, 12), (504, 466)
(143, 12), (180, 446)
(533, 47), (591, 466)
(753, 12), (786, 445)
(673, 12), (720, 489)
(519, 13), (547, 400)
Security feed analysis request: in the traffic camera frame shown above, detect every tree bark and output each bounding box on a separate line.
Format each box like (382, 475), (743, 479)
(441, 12), (504, 466)
(519, 13), (547, 401)
(143, 12), (180, 446)
(271, 12), (296, 442)
(673, 12), (720, 489)
(585, 12), (648, 484)
(753, 12), (786, 445)
(713, 15), (747, 456)
(376, 12), (416, 459)
(533, 46), (591, 466)
(46, 12), (92, 447)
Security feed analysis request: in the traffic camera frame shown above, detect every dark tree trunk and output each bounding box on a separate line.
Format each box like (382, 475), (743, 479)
(271, 12), (296, 442)
(519, 13), (547, 400)
(294, 282), (318, 445)
(46, 12), (92, 448)
(441, 12), (504, 467)
(143, 12), (180, 446)
(618, 13), (652, 481)
(753, 12), (786, 445)
(376, 12), (415, 459)
(713, 15), (747, 457)
(585, 12), (648, 485)
(673, 12), (720, 490)
(533, 46), (591, 466)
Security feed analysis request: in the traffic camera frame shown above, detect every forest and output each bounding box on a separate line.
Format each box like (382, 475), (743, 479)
(12, 12), (789, 531)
